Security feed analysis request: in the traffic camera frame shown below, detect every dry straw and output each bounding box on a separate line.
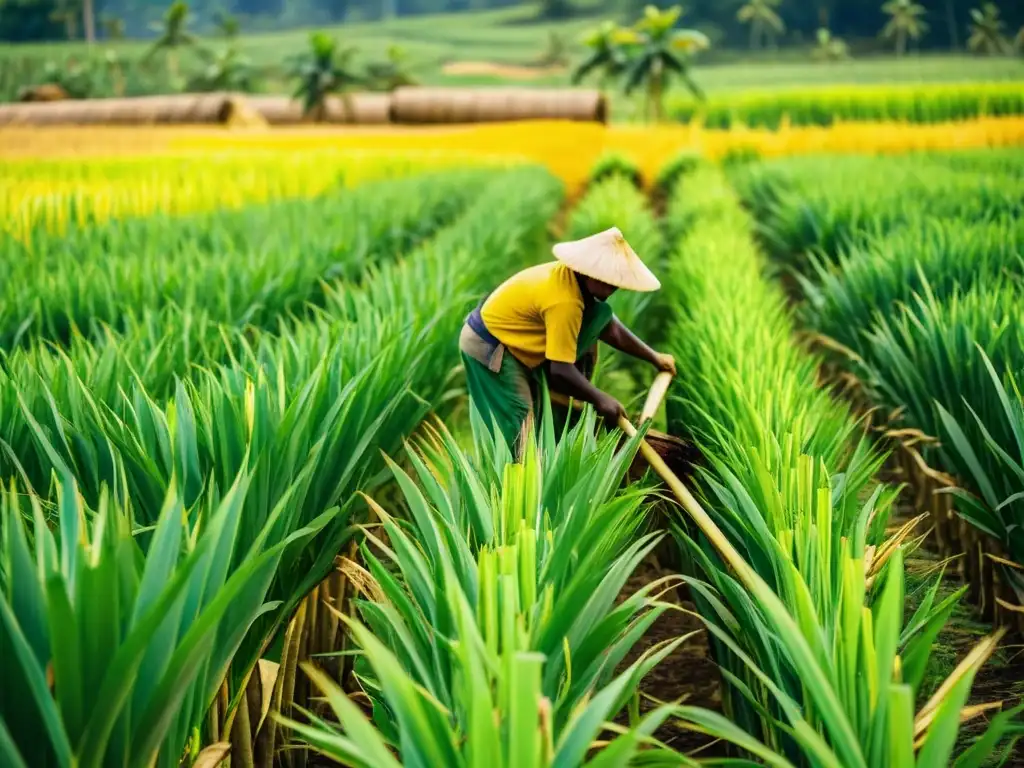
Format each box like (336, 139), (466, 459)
(0, 92), (266, 127)
(388, 87), (607, 124)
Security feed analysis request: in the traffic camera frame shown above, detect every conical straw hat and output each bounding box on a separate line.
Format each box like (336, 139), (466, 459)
(552, 227), (660, 292)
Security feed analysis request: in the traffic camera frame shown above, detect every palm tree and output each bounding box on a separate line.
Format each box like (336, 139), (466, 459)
(145, 1), (198, 85)
(968, 3), (1009, 55)
(881, 0), (928, 57)
(736, 0), (785, 51)
(571, 21), (631, 92)
(622, 5), (710, 123)
(287, 32), (362, 121)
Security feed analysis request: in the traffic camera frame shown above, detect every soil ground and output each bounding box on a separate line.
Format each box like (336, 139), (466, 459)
(756, 231), (1024, 764)
(612, 557), (727, 758)
(891, 475), (1024, 766)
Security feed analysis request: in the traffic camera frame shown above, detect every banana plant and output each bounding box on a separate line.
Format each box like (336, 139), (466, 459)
(286, 32), (362, 122)
(188, 44), (256, 92)
(621, 5), (710, 123)
(144, 0), (198, 88)
(812, 28), (850, 61)
(570, 21), (631, 93)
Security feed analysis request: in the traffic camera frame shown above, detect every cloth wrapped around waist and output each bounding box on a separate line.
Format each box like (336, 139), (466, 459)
(459, 299), (509, 374)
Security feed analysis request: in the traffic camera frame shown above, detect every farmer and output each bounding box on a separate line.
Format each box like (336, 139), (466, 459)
(459, 226), (676, 453)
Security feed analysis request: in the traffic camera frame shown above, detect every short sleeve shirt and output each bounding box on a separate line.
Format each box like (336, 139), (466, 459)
(480, 262), (584, 369)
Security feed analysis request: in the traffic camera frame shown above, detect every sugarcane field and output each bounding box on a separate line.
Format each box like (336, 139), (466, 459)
(2, 0), (1024, 765)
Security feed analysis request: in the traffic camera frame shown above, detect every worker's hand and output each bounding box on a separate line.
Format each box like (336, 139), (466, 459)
(653, 352), (677, 377)
(594, 392), (627, 427)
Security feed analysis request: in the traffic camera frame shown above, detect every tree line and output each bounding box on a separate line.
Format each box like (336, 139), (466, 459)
(1, 0), (1022, 51)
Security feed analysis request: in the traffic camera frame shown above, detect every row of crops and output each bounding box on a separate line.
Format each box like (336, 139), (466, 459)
(0, 159), (565, 766)
(2, 144), (1024, 766)
(667, 82), (1024, 129)
(0, 150), (505, 241)
(729, 150), (1024, 624)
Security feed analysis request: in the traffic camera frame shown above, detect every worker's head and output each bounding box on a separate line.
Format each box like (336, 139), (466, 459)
(552, 227), (661, 296)
(581, 275), (619, 301)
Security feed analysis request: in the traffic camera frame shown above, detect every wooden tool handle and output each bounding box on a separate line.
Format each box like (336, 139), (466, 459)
(639, 371), (674, 423)
(549, 392), (582, 411)
(616, 415), (753, 582)
(550, 370), (675, 420)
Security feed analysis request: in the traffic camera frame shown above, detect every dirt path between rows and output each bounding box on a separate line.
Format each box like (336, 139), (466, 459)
(612, 556), (726, 758)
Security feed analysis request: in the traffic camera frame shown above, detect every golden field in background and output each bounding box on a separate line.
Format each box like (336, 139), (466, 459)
(2, 116), (1022, 233)
(1, 150), (507, 240)
(5, 118), (1024, 187)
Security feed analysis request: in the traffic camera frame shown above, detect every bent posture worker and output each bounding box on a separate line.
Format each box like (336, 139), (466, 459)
(459, 226), (677, 452)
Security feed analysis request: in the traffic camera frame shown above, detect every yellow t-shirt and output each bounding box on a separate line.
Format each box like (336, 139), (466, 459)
(480, 261), (584, 369)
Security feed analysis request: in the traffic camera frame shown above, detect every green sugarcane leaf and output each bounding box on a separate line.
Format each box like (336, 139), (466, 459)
(345, 617), (460, 768)
(953, 701), (1024, 768)
(551, 662), (643, 768)
(0, 597), (74, 765)
(669, 706), (797, 767)
(76, 539), (212, 768)
(901, 586), (966, 692)
(584, 704), (680, 768)
(508, 652), (544, 768)
(128, 547), (283, 764)
(936, 402), (998, 507)
(887, 684), (915, 767)
(915, 671), (977, 767)
(44, 573), (84, 746)
(299, 662), (404, 768)
(868, 549), (904, 765)
(2, 492), (50, 665)
(0, 718), (30, 768)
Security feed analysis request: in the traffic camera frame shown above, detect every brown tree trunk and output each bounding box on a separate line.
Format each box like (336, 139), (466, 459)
(168, 49), (180, 85)
(112, 64), (125, 96)
(651, 61), (664, 123)
(82, 0), (95, 44)
(946, 0), (960, 50)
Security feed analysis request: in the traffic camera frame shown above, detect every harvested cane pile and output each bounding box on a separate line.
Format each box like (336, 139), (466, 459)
(0, 87), (607, 127)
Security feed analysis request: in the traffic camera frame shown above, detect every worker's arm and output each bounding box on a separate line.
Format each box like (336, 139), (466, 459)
(548, 362), (625, 424)
(600, 317), (677, 375)
(543, 301), (627, 424)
